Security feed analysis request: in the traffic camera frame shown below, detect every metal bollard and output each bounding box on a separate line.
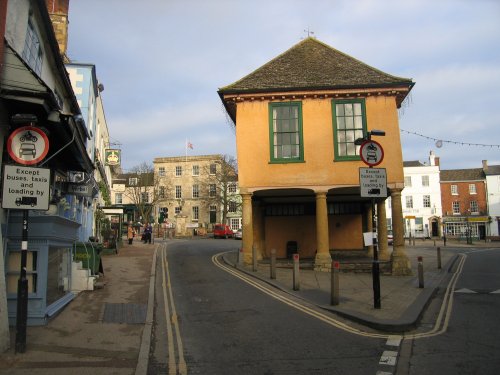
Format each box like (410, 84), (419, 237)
(433, 239), (436, 247)
(252, 245), (257, 272)
(293, 253), (300, 291)
(270, 248), (276, 279)
(331, 261), (340, 305)
(437, 246), (442, 269)
(417, 256), (424, 288)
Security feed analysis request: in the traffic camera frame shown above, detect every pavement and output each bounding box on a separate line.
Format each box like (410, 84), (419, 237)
(0, 237), (498, 374)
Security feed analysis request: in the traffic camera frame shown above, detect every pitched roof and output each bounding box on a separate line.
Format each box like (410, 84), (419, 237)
(440, 168), (485, 182)
(484, 165), (500, 176)
(404, 161), (425, 167)
(219, 37), (414, 97)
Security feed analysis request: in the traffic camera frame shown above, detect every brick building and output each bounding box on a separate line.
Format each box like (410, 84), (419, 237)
(440, 168), (488, 240)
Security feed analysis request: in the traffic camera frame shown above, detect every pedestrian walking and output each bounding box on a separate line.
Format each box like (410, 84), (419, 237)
(127, 222), (134, 245)
(144, 222), (152, 244)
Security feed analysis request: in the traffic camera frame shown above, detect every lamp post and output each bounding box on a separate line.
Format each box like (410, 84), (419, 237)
(355, 130), (385, 309)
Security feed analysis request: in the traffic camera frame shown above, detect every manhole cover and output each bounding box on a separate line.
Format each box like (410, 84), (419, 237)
(102, 303), (147, 324)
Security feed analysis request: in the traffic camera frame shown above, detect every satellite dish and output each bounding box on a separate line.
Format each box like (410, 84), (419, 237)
(435, 140), (443, 148)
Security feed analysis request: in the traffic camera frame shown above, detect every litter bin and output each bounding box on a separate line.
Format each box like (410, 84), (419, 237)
(74, 242), (102, 275)
(286, 241), (298, 259)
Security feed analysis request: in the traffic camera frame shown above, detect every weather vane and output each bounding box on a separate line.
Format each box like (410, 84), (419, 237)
(303, 28), (315, 38)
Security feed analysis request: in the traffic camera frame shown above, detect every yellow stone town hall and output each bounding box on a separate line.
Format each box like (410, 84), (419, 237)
(218, 37), (414, 275)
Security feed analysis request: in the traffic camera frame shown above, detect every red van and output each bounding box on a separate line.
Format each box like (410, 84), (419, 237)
(213, 224), (233, 239)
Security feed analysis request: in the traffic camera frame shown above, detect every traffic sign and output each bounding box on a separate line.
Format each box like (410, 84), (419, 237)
(6, 126), (49, 165)
(2, 165), (50, 210)
(360, 140), (384, 166)
(359, 167), (387, 198)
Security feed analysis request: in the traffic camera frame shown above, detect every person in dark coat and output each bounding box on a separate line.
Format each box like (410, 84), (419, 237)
(144, 222), (152, 244)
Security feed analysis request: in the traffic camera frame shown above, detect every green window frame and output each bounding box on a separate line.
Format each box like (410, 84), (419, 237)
(269, 102), (304, 163)
(332, 99), (367, 161)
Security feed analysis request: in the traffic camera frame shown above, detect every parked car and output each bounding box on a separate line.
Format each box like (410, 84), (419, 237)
(234, 228), (242, 240)
(213, 224), (233, 239)
(387, 232), (393, 245)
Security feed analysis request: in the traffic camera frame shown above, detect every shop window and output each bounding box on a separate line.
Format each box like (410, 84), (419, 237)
(7, 250), (37, 294)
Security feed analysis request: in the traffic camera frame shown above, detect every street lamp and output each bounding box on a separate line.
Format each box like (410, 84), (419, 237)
(356, 129), (386, 309)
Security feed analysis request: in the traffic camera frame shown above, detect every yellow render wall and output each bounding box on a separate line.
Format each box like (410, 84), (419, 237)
(236, 96), (404, 189)
(264, 214), (364, 258)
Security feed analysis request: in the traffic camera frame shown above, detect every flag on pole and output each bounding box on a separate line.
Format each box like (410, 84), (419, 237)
(187, 141), (193, 149)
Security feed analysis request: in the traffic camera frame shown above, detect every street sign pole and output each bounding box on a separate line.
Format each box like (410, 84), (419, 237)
(358, 137), (386, 309)
(371, 195), (381, 309)
(15, 210), (29, 353)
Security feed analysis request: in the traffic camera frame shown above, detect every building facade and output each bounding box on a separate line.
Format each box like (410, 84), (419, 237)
(386, 151), (442, 239)
(218, 37), (414, 274)
(1, 0), (96, 329)
(440, 168), (488, 240)
(66, 63), (112, 241)
(483, 161), (500, 237)
(153, 155), (241, 235)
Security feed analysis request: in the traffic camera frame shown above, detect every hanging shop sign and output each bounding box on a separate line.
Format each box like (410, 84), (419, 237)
(105, 149), (121, 166)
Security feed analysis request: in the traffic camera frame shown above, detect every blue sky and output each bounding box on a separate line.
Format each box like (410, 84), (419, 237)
(66, 0), (500, 171)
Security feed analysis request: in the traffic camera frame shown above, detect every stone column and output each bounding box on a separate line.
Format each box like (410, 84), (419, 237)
(377, 200), (389, 261)
(241, 193), (254, 265)
(252, 200), (264, 260)
(314, 191), (331, 271)
(365, 203), (373, 257)
(390, 188), (412, 275)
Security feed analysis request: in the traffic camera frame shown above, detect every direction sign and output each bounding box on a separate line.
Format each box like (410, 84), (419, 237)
(2, 165), (51, 210)
(6, 126), (49, 165)
(360, 140), (384, 166)
(359, 167), (387, 198)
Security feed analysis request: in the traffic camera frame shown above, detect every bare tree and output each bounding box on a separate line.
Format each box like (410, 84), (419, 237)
(123, 162), (161, 224)
(200, 155), (239, 224)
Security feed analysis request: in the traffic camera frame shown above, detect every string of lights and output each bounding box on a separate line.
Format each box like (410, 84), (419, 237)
(400, 128), (500, 149)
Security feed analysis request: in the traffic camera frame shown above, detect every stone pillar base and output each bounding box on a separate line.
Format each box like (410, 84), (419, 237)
(391, 249), (412, 276)
(314, 252), (332, 272)
(378, 248), (391, 261)
(243, 249), (263, 265)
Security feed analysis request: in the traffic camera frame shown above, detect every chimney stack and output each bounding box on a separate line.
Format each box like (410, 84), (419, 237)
(482, 160), (488, 172)
(45, 0), (70, 62)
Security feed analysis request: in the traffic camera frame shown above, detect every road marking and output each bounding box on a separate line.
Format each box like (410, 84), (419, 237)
(491, 290), (500, 294)
(386, 336), (402, 347)
(214, 250), (476, 344)
(405, 253), (467, 340)
(213, 253), (388, 339)
(379, 350), (398, 366)
(161, 245), (187, 375)
(454, 288), (477, 293)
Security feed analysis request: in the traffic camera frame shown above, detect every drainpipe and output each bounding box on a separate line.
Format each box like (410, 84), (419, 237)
(0, 0), (8, 81)
(38, 115), (76, 167)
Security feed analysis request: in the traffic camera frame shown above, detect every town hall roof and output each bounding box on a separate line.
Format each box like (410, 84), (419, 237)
(218, 37), (414, 110)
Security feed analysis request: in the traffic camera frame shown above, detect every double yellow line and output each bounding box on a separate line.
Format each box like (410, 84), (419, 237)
(405, 253), (467, 340)
(212, 252), (388, 339)
(213, 251), (468, 341)
(160, 245), (187, 374)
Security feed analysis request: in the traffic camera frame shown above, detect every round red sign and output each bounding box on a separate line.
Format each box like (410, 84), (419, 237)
(360, 140), (384, 167)
(7, 126), (50, 165)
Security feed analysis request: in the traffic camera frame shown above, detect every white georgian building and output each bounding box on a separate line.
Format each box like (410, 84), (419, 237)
(386, 151), (442, 238)
(483, 161), (500, 237)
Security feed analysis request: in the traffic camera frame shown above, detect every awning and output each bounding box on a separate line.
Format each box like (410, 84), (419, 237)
(1, 46), (94, 173)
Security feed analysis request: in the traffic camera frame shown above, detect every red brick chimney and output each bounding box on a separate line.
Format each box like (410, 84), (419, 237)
(45, 0), (70, 61)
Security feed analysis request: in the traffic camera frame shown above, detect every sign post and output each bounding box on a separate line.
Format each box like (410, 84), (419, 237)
(359, 140), (386, 309)
(2, 164), (50, 352)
